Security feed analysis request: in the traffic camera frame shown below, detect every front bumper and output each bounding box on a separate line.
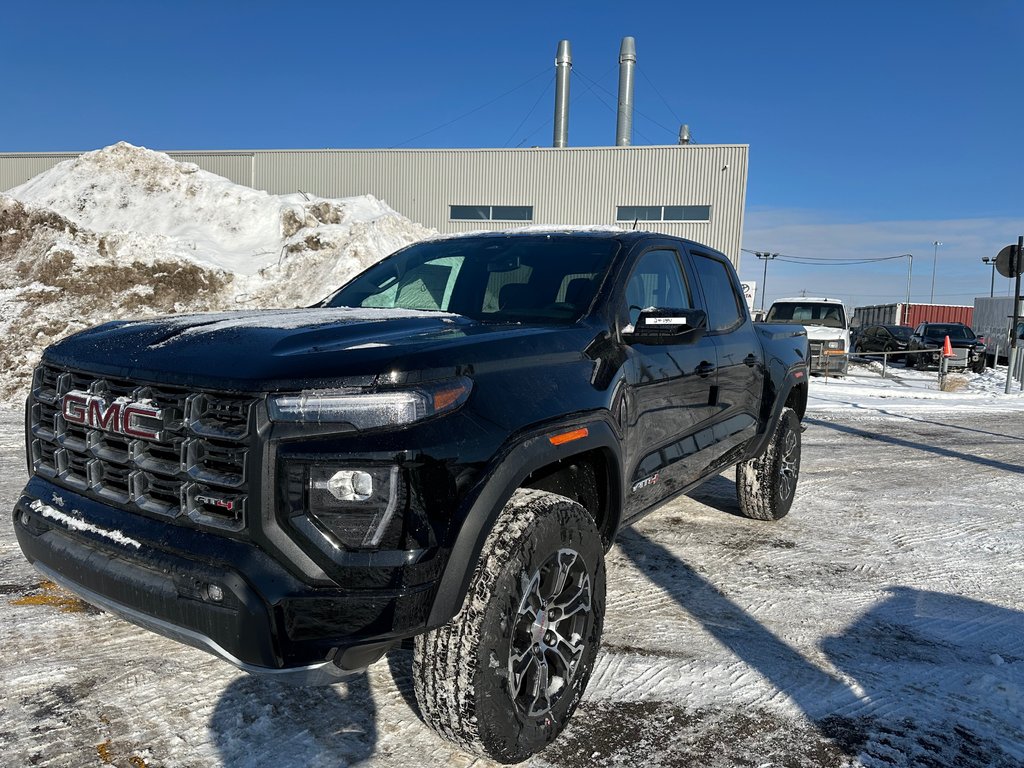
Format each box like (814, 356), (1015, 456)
(12, 478), (436, 684)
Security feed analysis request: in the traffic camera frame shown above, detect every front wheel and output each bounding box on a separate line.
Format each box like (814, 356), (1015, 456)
(736, 407), (801, 521)
(412, 489), (606, 763)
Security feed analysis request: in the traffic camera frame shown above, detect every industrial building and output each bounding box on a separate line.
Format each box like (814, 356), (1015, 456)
(0, 39), (749, 264)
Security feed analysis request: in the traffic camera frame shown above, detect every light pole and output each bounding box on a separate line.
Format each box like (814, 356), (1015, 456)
(899, 253), (913, 309)
(981, 256), (997, 297)
(929, 241), (942, 303)
(756, 252), (778, 311)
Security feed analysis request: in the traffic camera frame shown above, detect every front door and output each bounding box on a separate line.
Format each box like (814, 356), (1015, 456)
(620, 247), (718, 518)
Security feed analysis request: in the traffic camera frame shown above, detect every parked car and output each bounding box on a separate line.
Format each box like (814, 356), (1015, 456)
(907, 322), (987, 373)
(853, 324), (913, 361)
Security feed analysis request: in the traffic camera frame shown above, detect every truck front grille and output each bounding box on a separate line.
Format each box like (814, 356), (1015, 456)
(808, 341), (847, 375)
(28, 365), (257, 532)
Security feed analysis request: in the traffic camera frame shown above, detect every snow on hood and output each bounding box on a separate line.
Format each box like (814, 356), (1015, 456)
(801, 325), (847, 342)
(0, 143), (435, 403)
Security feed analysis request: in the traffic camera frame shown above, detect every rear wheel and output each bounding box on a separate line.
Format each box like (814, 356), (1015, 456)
(412, 489), (606, 763)
(736, 407), (801, 521)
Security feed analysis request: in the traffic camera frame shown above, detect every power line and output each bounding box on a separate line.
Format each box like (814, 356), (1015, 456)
(504, 78), (552, 148)
(390, 67), (550, 148)
(514, 63), (623, 147)
(638, 67), (683, 126)
(741, 248), (912, 266)
(572, 68), (661, 144)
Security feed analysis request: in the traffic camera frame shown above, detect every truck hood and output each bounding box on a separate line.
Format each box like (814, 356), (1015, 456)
(801, 325), (847, 343)
(43, 307), (589, 392)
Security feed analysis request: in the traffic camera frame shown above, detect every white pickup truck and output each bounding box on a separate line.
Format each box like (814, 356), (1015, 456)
(765, 297), (850, 376)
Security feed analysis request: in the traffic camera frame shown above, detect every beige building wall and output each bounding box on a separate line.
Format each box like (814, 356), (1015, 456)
(1, 144), (748, 264)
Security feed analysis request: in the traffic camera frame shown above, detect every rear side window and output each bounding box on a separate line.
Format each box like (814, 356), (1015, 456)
(690, 252), (744, 331)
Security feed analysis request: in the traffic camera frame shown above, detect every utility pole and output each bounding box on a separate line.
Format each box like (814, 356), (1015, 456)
(982, 255), (996, 297)
(930, 241), (942, 303)
(900, 253), (913, 309)
(755, 252), (778, 311)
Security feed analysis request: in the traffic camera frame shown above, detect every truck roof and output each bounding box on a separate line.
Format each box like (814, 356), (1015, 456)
(771, 297), (846, 305)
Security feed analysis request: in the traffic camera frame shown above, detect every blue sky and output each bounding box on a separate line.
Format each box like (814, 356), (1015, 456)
(2, 1), (1022, 308)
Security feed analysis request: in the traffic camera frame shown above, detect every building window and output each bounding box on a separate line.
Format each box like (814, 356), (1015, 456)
(451, 205), (533, 222)
(616, 205), (711, 223)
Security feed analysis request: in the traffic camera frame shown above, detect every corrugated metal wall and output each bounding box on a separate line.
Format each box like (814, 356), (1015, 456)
(251, 146), (748, 261)
(166, 152), (254, 186)
(0, 153), (77, 191)
(1, 144), (747, 263)
(0, 151), (255, 190)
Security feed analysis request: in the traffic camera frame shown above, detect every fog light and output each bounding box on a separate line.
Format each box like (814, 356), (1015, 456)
(301, 465), (403, 549)
(318, 470), (373, 502)
(207, 584), (224, 602)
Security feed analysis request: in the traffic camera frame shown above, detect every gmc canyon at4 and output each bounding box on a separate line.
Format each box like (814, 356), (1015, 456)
(13, 231), (808, 762)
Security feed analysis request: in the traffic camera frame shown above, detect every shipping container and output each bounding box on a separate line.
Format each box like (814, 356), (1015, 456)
(972, 296), (1024, 364)
(852, 303), (973, 329)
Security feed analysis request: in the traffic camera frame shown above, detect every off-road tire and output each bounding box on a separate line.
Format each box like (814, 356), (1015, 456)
(412, 488), (606, 763)
(736, 407), (801, 521)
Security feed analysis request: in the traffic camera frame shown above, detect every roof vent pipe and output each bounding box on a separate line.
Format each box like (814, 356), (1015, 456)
(678, 124), (691, 145)
(616, 36), (637, 146)
(553, 40), (572, 148)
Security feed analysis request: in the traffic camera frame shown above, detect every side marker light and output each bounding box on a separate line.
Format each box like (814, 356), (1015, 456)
(549, 427), (589, 446)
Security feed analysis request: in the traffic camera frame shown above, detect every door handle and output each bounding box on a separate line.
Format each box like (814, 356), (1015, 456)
(696, 361), (717, 378)
(743, 353), (758, 367)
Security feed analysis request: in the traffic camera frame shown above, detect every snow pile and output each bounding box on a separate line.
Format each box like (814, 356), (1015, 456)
(0, 143), (433, 403)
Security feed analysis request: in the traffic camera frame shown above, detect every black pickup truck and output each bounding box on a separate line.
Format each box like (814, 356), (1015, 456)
(13, 231), (808, 762)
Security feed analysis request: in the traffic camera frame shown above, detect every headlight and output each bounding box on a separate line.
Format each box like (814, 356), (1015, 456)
(825, 340), (845, 350)
(268, 377), (472, 430)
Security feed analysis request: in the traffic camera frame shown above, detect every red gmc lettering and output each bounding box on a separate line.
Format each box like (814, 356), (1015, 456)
(61, 392), (89, 425)
(88, 399), (121, 431)
(61, 392), (162, 440)
(121, 404), (162, 440)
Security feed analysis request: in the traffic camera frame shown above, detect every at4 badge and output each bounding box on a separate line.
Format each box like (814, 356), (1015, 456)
(631, 473), (659, 493)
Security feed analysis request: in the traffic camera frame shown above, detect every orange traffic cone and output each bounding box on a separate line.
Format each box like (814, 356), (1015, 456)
(942, 335), (954, 357)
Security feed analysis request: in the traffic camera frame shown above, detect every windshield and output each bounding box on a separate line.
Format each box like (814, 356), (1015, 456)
(886, 325), (913, 340)
(925, 324), (975, 340)
(321, 236), (620, 323)
(765, 302), (847, 328)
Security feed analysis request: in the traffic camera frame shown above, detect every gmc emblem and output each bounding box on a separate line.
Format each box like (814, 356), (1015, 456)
(61, 390), (164, 441)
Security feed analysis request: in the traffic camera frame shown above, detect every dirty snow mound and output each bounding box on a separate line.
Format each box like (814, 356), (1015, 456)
(0, 196), (232, 402)
(0, 143), (433, 403)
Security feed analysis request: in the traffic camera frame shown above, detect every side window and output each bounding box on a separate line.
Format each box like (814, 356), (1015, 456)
(624, 249), (692, 325)
(690, 252), (744, 332)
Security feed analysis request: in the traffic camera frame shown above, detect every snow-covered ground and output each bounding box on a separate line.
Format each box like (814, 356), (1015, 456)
(2, 362), (1022, 768)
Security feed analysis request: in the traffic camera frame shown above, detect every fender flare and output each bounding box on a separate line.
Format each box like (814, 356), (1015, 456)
(744, 366), (808, 461)
(426, 416), (622, 626)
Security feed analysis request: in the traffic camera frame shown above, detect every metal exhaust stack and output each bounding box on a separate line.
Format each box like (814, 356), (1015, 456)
(616, 36), (637, 146)
(553, 40), (572, 148)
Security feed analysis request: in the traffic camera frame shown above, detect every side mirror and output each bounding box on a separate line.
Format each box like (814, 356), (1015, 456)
(624, 308), (708, 345)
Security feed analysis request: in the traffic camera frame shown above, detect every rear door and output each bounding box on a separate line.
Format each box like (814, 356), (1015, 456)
(684, 247), (765, 472)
